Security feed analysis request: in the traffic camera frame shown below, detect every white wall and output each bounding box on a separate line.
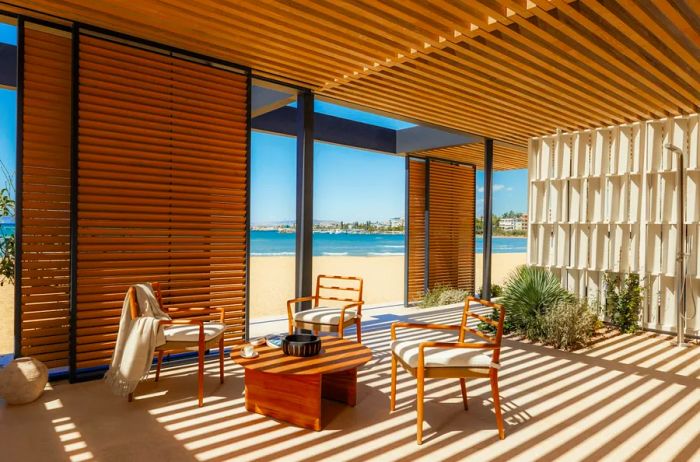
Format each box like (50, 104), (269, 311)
(528, 114), (700, 335)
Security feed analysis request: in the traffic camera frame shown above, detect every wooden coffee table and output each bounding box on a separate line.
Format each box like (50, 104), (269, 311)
(232, 337), (372, 431)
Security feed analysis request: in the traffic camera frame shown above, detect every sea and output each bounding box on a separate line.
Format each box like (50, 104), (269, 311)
(250, 230), (526, 256)
(0, 224), (527, 256)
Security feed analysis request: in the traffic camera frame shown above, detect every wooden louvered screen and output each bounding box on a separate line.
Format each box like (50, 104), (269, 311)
(76, 35), (248, 369)
(406, 159), (475, 304)
(19, 26), (72, 369)
(428, 161), (475, 292)
(406, 159), (426, 303)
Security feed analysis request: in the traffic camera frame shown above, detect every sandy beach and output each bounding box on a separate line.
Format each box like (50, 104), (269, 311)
(0, 283), (13, 355)
(250, 253), (525, 319)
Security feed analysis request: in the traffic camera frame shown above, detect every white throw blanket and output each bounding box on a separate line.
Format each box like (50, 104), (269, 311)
(105, 284), (171, 396)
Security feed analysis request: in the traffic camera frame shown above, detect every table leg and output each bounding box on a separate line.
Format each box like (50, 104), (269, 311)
(245, 369), (322, 431)
(322, 368), (357, 407)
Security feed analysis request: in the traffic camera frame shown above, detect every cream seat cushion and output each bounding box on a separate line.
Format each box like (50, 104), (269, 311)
(163, 322), (226, 342)
(294, 307), (357, 325)
(391, 340), (493, 369)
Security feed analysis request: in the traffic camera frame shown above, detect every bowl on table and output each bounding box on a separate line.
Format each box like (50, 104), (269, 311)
(282, 334), (322, 357)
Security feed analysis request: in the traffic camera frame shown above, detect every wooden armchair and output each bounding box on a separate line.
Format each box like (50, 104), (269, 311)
(286, 275), (364, 342)
(127, 282), (227, 407)
(390, 296), (506, 443)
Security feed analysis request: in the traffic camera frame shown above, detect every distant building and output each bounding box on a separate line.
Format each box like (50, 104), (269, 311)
(499, 214), (527, 231)
(388, 217), (404, 228)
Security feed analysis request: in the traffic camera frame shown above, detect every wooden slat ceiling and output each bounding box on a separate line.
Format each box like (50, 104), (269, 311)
(411, 143), (528, 170)
(5, 0), (699, 155)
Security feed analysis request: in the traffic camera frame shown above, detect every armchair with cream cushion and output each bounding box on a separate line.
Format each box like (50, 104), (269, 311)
(286, 275), (364, 342)
(127, 283), (227, 407)
(390, 296), (506, 444)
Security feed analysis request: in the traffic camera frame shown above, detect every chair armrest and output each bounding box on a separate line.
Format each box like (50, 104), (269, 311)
(163, 308), (226, 324)
(286, 296), (317, 317)
(287, 295), (317, 305)
(341, 302), (363, 317)
(390, 322), (460, 340)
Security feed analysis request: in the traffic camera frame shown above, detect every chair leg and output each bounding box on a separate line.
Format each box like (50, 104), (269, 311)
(356, 319), (362, 343)
(417, 367), (425, 444)
(219, 337), (225, 384)
(460, 378), (468, 410)
(390, 354), (398, 412)
(490, 370), (505, 440)
(337, 327), (344, 339)
(155, 351), (164, 382)
(198, 343), (205, 407)
(128, 393), (133, 403)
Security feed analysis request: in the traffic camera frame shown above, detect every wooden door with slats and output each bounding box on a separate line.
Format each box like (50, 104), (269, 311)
(406, 159), (426, 303)
(428, 161), (475, 291)
(406, 159), (475, 304)
(18, 26), (72, 369)
(75, 35), (249, 369)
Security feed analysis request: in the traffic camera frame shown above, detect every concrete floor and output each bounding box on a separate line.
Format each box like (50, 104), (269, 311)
(1, 303), (699, 462)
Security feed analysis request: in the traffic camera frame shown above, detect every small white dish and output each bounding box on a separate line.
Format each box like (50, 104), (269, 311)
(240, 350), (259, 359)
(250, 337), (266, 346)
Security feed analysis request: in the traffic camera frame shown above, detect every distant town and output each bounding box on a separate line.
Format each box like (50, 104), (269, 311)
(477, 211), (528, 237)
(252, 218), (405, 234)
(253, 212), (527, 237)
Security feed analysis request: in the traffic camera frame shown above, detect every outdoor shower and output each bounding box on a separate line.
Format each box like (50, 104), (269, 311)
(665, 143), (696, 347)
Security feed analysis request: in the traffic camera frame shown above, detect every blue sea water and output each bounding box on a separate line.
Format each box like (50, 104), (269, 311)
(250, 230), (526, 256)
(0, 224), (526, 255)
(0, 222), (14, 238)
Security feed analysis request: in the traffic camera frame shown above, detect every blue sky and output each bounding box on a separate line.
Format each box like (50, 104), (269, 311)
(289, 100), (415, 130)
(251, 131), (528, 224)
(0, 23), (16, 45)
(475, 169), (528, 217)
(253, 99), (527, 223)
(0, 24), (16, 197)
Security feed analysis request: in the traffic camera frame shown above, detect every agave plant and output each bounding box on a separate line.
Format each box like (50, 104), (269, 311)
(501, 265), (574, 340)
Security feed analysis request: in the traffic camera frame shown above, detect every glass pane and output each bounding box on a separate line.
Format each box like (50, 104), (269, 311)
(0, 22), (17, 360)
(249, 132), (296, 335)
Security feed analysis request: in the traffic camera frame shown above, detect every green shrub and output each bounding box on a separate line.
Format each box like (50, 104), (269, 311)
(491, 284), (504, 298)
(478, 283), (504, 298)
(0, 186), (14, 286)
(541, 299), (599, 350)
(0, 233), (14, 286)
(604, 273), (642, 333)
(420, 284), (471, 308)
(477, 306), (512, 335)
(501, 265), (574, 339)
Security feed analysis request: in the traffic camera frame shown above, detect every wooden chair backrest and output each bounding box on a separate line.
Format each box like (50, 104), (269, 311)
(314, 275), (364, 307)
(461, 296), (506, 363)
(128, 282), (165, 320)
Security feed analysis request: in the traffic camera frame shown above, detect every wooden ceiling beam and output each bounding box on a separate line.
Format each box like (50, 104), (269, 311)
(535, 0), (691, 110)
(580, 0), (699, 93)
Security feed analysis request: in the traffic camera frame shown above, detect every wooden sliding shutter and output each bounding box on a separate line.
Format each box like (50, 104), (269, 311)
(406, 159), (426, 303)
(18, 26), (72, 369)
(76, 36), (248, 369)
(406, 158), (475, 303)
(428, 161), (475, 292)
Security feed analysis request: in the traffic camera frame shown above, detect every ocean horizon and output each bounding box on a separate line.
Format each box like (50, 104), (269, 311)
(0, 224), (527, 256)
(250, 230), (526, 256)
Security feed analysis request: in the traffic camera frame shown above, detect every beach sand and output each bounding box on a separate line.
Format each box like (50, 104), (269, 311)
(0, 253), (527, 353)
(0, 283), (13, 355)
(250, 253), (525, 318)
